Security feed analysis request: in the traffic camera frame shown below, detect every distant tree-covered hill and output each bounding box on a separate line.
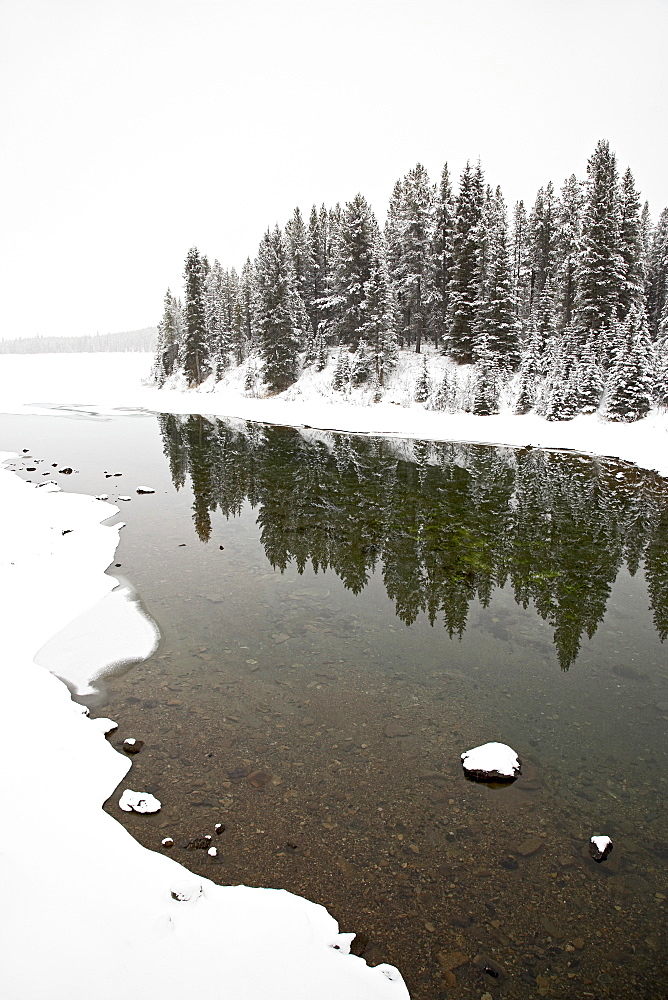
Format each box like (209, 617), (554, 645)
(0, 327), (157, 354)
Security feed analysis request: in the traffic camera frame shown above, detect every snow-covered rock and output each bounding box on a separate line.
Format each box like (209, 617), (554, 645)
(461, 742), (521, 782)
(119, 789), (161, 813)
(589, 835), (613, 862)
(136, 486), (155, 494)
(123, 737), (144, 754)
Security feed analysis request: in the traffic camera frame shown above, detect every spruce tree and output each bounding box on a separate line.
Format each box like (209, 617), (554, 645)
(254, 226), (303, 394)
(385, 163), (434, 352)
(447, 161), (485, 364)
(514, 322), (545, 414)
(574, 140), (625, 352)
(427, 163), (455, 350)
(471, 342), (501, 415)
(182, 246), (211, 387)
(329, 194), (384, 351)
(360, 245), (398, 385)
(529, 182), (558, 310)
(152, 289), (183, 385)
(605, 306), (655, 421)
(553, 174), (584, 332)
(332, 347), (351, 391)
(510, 200), (532, 326)
(413, 355), (431, 402)
(618, 167), (644, 318)
(647, 207), (668, 340)
(473, 186), (519, 370)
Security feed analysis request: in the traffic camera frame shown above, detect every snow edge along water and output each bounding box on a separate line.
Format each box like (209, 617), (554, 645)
(0, 452), (408, 1000)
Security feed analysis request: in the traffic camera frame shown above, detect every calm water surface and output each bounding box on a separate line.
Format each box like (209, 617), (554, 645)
(2, 410), (667, 1000)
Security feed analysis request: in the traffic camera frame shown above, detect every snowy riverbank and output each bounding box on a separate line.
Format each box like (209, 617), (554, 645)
(0, 457), (407, 999)
(1, 351), (667, 478)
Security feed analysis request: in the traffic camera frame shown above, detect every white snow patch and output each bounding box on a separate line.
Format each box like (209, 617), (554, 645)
(34, 583), (159, 696)
(90, 717), (118, 735)
(461, 742), (521, 780)
(119, 789), (162, 813)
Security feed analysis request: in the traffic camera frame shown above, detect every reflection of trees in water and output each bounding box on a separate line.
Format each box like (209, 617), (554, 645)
(158, 413), (668, 669)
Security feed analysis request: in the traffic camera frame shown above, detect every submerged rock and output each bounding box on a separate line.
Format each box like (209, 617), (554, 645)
(461, 742), (521, 782)
(589, 835), (613, 862)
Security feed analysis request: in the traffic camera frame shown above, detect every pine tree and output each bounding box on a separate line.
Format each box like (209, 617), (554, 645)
(570, 334), (604, 413)
(152, 289), (183, 385)
(510, 200), (532, 326)
(646, 208), (668, 340)
(539, 328), (580, 420)
(655, 331), (668, 407)
(237, 259), (255, 363)
(427, 163), (455, 349)
(514, 322), (545, 413)
(433, 368), (458, 412)
(413, 355), (431, 402)
(618, 167), (644, 318)
(332, 347), (351, 391)
(329, 194), (384, 351)
(574, 140), (625, 353)
(471, 342), (501, 415)
(351, 338), (372, 385)
(181, 246), (211, 387)
(360, 242), (398, 385)
(385, 163), (434, 352)
(605, 306), (655, 421)
(306, 205), (328, 336)
(254, 226), (304, 394)
(204, 261), (229, 379)
(447, 161), (485, 364)
(553, 174), (584, 332)
(529, 181), (558, 311)
(473, 185), (519, 370)
(285, 207), (312, 314)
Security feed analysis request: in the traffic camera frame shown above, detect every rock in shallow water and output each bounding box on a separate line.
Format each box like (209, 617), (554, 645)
(118, 789), (161, 813)
(589, 834), (613, 862)
(461, 742), (521, 782)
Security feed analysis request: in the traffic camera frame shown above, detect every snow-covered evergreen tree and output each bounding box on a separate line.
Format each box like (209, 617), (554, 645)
(385, 163), (434, 352)
(427, 163), (455, 349)
(359, 246), (398, 385)
(510, 200), (532, 327)
(152, 289), (183, 385)
(254, 226), (304, 393)
(618, 167), (645, 318)
(471, 342), (501, 415)
(529, 182), (558, 311)
(413, 355), (431, 402)
(605, 306), (655, 421)
(514, 322), (545, 414)
(647, 208), (668, 340)
(332, 347), (351, 391)
(574, 140), (625, 354)
(553, 174), (584, 332)
(181, 246), (211, 387)
(329, 194), (384, 351)
(447, 161), (485, 364)
(473, 185), (519, 370)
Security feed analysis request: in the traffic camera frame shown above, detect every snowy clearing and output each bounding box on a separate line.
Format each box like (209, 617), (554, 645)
(0, 455), (407, 1000)
(1, 351), (667, 478)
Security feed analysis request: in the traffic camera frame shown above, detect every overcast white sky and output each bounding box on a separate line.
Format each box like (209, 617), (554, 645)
(1, 0), (666, 340)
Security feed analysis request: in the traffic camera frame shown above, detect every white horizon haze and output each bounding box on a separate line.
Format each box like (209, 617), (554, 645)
(1, 0), (666, 340)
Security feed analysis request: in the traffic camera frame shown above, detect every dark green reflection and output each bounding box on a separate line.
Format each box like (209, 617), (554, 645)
(158, 413), (668, 669)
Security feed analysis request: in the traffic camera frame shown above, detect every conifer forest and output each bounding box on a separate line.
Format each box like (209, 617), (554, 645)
(152, 140), (668, 423)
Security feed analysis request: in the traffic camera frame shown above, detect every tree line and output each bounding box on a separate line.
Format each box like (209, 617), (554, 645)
(0, 328), (157, 354)
(159, 414), (668, 669)
(152, 140), (668, 422)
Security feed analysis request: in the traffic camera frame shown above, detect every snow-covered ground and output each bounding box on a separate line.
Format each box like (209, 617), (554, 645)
(1, 350), (667, 477)
(0, 456), (407, 1000)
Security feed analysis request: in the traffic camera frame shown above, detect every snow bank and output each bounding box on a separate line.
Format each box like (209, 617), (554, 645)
(0, 352), (667, 478)
(0, 455), (407, 1000)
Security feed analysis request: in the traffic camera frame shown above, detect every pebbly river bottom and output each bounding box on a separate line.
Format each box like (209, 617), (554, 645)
(2, 409), (667, 1000)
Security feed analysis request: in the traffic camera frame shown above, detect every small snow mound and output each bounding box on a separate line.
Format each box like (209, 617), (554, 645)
(95, 494), (109, 501)
(170, 879), (203, 901)
(90, 717), (118, 735)
(117, 495), (131, 502)
(461, 741), (521, 782)
(118, 789), (161, 813)
(207, 846), (217, 857)
(589, 835), (613, 862)
(136, 486), (155, 494)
